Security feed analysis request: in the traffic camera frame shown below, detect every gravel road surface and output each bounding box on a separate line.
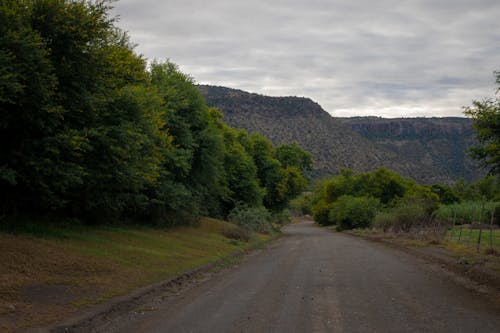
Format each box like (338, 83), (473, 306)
(104, 220), (500, 333)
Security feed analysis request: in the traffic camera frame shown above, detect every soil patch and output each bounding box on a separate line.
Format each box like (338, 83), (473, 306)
(21, 284), (78, 305)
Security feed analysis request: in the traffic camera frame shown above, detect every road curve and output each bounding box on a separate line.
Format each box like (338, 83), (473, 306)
(112, 220), (500, 333)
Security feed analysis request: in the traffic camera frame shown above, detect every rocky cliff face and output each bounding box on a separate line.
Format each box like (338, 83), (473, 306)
(341, 117), (482, 182)
(198, 85), (484, 184)
(342, 117), (474, 139)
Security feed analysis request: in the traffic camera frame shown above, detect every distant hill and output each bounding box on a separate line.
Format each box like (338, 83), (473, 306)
(341, 117), (481, 183)
(198, 85), (484, 184)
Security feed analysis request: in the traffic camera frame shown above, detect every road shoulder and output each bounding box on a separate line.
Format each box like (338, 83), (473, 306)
(343, 230), (500, 306)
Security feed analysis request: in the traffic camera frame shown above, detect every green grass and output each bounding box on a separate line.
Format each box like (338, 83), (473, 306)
(0, 217), (274, 332)
(446, 225), (500, 250)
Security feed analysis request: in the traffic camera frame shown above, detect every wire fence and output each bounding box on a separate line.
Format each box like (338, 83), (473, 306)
(446, 224), (500, 252)
(438, 202), (499, 252)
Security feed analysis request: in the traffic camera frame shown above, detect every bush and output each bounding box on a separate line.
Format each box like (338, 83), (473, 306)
(373, 211), (397, 232)
(272, 210), (291, 225)
(221, 225), (251, 242)
(312, 199), (331, 226)
(289, 192), (313, 215)
(374, 202), (429, 232)
(328, 196), (380, 230)
(227, 205), (272, 233)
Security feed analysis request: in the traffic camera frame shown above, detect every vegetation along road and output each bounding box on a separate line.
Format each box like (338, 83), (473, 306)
(95, 220), (500, 333)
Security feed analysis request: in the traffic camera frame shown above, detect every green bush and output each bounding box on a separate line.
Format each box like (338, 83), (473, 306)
(271, 210), (291, 225)
(373, 211), (397, 232)
(227, 205), (272, 233)
(289, 192), (313, 215)
(312, 199), (331, 226)
(374, 202), (429, 232)
(328, 196), (380, 230)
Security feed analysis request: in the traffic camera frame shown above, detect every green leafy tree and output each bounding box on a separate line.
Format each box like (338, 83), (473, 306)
(149, 61), (229, 217)
(322, 168), (408, 205)
(328, 195), (380, 230)
(312, 199), (331, 226)
(247, 135), (309, 211)
(359, 168), (408, 205)
(311, 168), (439, 229)
(1, 0), (60, 210)
(464, 71), (500, 175)
(0, 0), (311, 225)
(221, 127), (264, 213)
(430, 184), (460, 205)
(274, 166), (308, 210)
(275, 143), (312, 173)
(0, 0), (168, 219)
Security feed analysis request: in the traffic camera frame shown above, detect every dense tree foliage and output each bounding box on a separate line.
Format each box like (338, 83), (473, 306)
(311, 167), (499, 231)
(449, 176), (500, 202)
(465, 71), (500, 176)
(1, 0), (164, 218)
(328, 195), (380, 230)
(0, 0), (309, 225)
(311, 168), (439, 229)
(275, 143), (312, 173)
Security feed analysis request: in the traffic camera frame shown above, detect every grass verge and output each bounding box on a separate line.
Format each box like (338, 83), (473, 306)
(0, 217), (274, 333)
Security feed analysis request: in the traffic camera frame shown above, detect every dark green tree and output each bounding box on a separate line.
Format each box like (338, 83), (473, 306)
(0, 0), (168, 219)
(220, 126), (264, 213)
(149, 61), (228, 217)
(464, 71), (500, 175)
(275, 143), (312, 173)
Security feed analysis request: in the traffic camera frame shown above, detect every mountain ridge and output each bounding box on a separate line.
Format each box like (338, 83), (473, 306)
(198, 85), (483, 184)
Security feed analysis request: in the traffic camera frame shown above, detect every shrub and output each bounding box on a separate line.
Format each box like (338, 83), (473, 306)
(221, 225), (251, 242)
(289, 192), (313, 215)
(374, 202), (429, 232)
(328, 195), (380, 230)
(272, 210), (291, 225)
(373, 211), (397, 232)
(228, 205), (272, 233)
(312, 199), (331, 226)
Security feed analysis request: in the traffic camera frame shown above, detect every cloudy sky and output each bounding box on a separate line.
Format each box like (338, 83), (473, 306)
(111, 0), (499, 117)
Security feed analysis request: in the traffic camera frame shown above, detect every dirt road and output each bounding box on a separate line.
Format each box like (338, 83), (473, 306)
(99, 220), (500, 333)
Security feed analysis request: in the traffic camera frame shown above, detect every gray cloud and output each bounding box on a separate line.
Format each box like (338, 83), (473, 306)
(111, 0), (500, 117)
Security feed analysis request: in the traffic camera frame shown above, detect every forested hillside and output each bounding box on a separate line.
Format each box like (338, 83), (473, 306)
(0, 0), (309, 226)
(198, 85), (483, 184)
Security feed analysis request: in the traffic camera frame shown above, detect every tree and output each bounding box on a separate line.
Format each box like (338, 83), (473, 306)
(0, 0), (312, 224)
(0, 0), (168, 219)
(149, 61), (229, 217)
(360, 168), (408, 205)
(328, 195), (380, 230)
(220, 126), (264, 213)
(275, 143), (312, 173)
(464, 71), (500, 175)
(0, 0), (61, 210)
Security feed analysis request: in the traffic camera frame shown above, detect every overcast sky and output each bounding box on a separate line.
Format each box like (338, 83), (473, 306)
(111, 0), (499, 117)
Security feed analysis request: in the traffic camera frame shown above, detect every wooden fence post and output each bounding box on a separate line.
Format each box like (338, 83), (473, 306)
(477, 201), (485, 252)
(490, 206), (495, 249)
